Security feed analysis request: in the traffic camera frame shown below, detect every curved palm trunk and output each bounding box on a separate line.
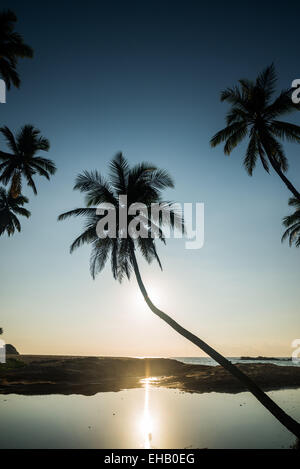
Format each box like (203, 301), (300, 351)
(130, 248), (300, 439)
(268, 156), (300, 201)
(260, 140), (300, 201)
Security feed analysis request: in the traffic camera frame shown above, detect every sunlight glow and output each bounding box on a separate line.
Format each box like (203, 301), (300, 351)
(132, 284), (163, 312)
(140, 378), (155, 449)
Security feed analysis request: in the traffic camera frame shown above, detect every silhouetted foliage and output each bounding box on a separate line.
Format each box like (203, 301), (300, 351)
(211, 64), (300, 200)
(0, 186), (30, 236)
(282, 198), (300, 247)
(58, 152), (183, 281)
(0, 125), (56, 197)
(0, 9), (33, 89)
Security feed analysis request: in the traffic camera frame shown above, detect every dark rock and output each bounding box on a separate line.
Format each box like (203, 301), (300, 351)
(5, 344), (19, 355)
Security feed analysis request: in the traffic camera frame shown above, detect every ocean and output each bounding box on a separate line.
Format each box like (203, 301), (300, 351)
(174, 357), (300, 367)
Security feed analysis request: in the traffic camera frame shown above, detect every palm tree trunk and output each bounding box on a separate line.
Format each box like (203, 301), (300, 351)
(10, 170), (22, 199)
(268, 156), (300, 201)
(260, 141), (300, 201)
(130, 247), (300, 439)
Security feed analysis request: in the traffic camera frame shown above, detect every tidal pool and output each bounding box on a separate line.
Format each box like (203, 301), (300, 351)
(0, 382), (299, 449)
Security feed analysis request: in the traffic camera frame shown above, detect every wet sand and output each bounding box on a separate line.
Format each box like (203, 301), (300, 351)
(1, 355), (300, 395)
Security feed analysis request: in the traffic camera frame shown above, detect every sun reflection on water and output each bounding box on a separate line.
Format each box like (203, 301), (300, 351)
(140, 377), (158, 449)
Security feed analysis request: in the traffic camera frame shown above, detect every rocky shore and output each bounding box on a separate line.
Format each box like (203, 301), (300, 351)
(1, 354), (300, 396)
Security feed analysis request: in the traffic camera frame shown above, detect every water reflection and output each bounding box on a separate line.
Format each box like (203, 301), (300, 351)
(140, 377), (158, 448)
(0, 387), (299, 448)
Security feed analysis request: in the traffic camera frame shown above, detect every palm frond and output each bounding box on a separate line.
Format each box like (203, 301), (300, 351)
(288, 197), (300, 209)
(256, 63), (276, 101)
(281, 197), (300, 247)
(0, 186), (30, 236)
(23, 167), (37, 195)
(244, 133), (258, 175)
(269, 121), (300, 143)
(12, 205), (30, 218)
(0, 150), (13, 162)
(220, 86), (245, 106)
(74, 170), (117, 207)
(70, 226), (97, 253)
(146, 168), (174, 190)
(210, 122), (248, 148)
(224, 125), (248, 155)
(109, 152), (129, 194)
(58, 207), (96, 221)
(0, 162), (16, 185)
(128, 162), (157, 187)
(31, 157), (56, 175)
(264, 89), (296, 119)
(90, 238), (114, 279)
(0, 126), (18, 153)
(281, 223), (300, 246)
(226, 106), (249, 125)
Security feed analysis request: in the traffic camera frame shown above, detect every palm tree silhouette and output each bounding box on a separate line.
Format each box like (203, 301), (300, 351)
(0, 9), (33, 89)
(59, 152), (300, 439)
(210, 64), (300, 201)
(282, 198), (300, 247)
(0, 125), (56, 197)
(0, 186), (30, 236)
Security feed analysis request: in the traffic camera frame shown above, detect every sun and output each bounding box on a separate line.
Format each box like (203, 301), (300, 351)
(131, 283), (163, 311)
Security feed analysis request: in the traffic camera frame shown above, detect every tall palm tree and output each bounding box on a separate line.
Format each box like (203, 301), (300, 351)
(0, 9), (33, 89)
(0, 125), (56, 197)
(210, 64), (300, 201)
(282, 198), (300, 247)
(0, 186), (30, 236)
(59, 152), (300, 439)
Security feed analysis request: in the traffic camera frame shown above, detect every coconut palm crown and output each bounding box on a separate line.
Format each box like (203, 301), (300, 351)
(0, 9), (33, 89)
(210, 64), (300, 200)
(58, 152), (184, 281)
(0, 125), (56, 197)
(282, 198), (300, 247)
(0, 186), (30, 236)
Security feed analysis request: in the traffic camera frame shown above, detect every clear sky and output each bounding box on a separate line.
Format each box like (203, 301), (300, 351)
(1, 0), (299, 357)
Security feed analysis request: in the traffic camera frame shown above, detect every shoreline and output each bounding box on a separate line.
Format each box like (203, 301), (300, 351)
(1, 355), (300, 396)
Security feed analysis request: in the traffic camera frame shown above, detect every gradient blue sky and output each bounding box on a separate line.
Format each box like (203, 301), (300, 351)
(1, 0), (299, 356)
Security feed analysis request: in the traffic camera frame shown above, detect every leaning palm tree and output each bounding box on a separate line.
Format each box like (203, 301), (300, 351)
(0, 186), (30, 236)
(0, 125), (56, 197)
(282, 198), (300, 247)
(0, 9), (33, 89)
(59, 152), (300, 439)
(211, 64), (300, 201)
